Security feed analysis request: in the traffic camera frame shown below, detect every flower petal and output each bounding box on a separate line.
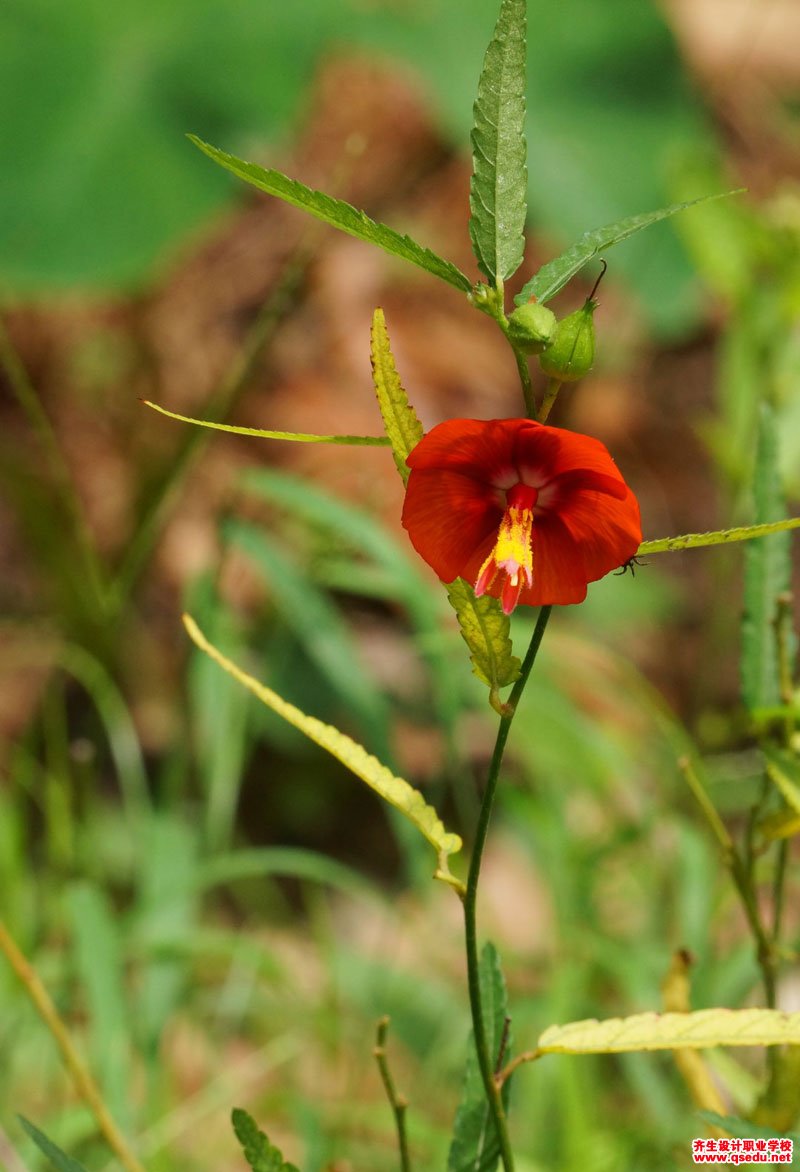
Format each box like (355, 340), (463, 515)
(402, 467), (501, 581)
(406, 418), (522, 488)
(515, 423), (629, 499)
(557, 486), (642, 582)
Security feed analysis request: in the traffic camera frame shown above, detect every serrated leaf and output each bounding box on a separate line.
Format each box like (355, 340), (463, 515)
(448, 943), (512, 1172)
(231, 1108), (299, 1172)
(370, 309), (423, 483)
(447, 579), (520, 709)
(183, 615), (463, 884)
(742, 403), (793, 713)
(144, 400), (390, 446)
(537, 1008), (800, 1055)
(639, 516), (800, 556)
(515, 192), (741, 306)
(189, 136), (472, 293)
(17, 1119), (91, 1172)
(468, 0), (527, 284)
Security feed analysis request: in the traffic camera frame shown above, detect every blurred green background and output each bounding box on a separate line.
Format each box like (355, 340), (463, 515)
(2, 0), (800, 1169)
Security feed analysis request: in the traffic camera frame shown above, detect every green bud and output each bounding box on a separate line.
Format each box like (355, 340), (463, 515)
(539, 298), (597, 381)
(506, 301), (558, 354)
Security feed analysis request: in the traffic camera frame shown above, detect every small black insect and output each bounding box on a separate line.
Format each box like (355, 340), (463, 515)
(615, 555), (647, 577)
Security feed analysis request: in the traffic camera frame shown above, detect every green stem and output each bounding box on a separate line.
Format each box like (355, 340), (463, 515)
(463, 605), (552, 1172)
(374, 1016), (412, 1172)
(538, 378), (563, 424)
(680, 759), (776, 1005)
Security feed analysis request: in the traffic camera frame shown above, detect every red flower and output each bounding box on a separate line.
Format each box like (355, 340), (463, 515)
(401, 418), (642, 612)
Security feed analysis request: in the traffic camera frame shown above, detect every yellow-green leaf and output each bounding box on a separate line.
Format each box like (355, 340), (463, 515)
(764, 747), (800, 817)
(369, 309), (423, 483)
(183, 614), (463, 887)
(538, 1009), (800, 1055)
(144, 400), (390, 446)
(638, 517), (800, 557)
(447, 578), (520, 713)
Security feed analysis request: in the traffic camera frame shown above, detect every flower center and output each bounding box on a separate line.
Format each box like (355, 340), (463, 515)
(474, 484), (538, 615)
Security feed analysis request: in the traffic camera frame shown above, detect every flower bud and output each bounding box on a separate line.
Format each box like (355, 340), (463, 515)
(539, 297), (597, 381)
(506, 301), (558, 354)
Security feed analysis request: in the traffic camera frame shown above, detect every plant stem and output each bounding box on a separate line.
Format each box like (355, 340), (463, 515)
(0, 921), (147, 1172)
(463, 605), (552, 1172)
(538, 378), (563, 423)
(374, 1016), (411, 1172)
(679, 758), (777, 1006)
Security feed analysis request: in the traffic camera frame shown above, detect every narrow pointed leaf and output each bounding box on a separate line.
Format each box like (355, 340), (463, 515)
(370, 309), (423, 483)
(144, 400), (390, 446)
(515, 192), (742, 306)
(638, 516), (800, 556)
(183, 615), (463, 873)
(537, 1008), (800, 1055)
(469, 0), (527, 283)
(17, 1120), (90, 1172)
(698, 1111), (800, 1144)
(231, 1108), (299, 1172)
(447, 578), (520, 708)
(763, 747), (800, 816)
(448, 943), (512, 1172)
(742, 403), (793, 712)
(189, 136), (472, 293)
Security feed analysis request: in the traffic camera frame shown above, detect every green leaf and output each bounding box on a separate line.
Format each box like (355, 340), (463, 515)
(448, 942), (512, 1172)
(183, 614), (464, 889)
(537, 1008), (800, 1054)
(741, 403), (793, 713)
(189, 136), (472, 293)
(698, 1111), (799, 1144)
(468, 0), (527, 284)
(515, 192), (741, 306)
(370, 309), (423, 483)
(231, 1108), (300, 1172)
(143, 400), (390, 445)
(17, 1119), (90, 1172)
(763, 747), (800, 822)
(639, 516), (800, 556)
(446, 579), (520, 713)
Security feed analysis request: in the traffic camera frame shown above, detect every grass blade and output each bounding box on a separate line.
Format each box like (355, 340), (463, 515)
(469, 0), (527, 284)
(189, 136), (472, 293)
(17, 1120), (90, 1172)
(515, 192), (742, 306)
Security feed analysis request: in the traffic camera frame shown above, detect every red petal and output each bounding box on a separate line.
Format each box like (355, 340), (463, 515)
(556, 486), (642, 582)
(515, 423), (629, 499)
(402, 467), (501, 582)
(406, 418), (522, 487)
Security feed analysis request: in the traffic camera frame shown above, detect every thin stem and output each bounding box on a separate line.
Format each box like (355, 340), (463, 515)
(463, 605), (552, 1172)
(374, 1016), (411, 1172)
(0, 921), (147, 1172)
(679, 758), (776, 1005)
(537, 378), (563, 424)
(511, 347), (537, 419)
